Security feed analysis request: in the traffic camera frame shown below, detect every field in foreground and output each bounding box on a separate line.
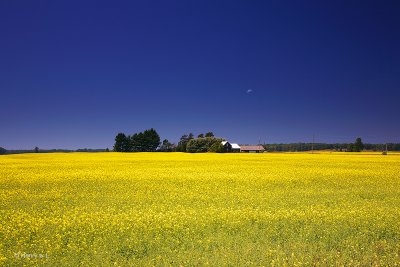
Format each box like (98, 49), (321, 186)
(0, 152), (400, 266)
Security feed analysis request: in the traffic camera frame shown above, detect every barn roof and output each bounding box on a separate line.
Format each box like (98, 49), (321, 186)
(240, 145), (265, 151)
(231, 143), (240, 149)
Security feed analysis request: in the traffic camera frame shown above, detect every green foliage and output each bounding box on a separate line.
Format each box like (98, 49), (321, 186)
(197, 133), (204, 138)
(113, 133), (130, 152)
(208, 142), (226, 153)
(34, 147), (39, 153)
(131, 132), (145, 152)
(176, 136), (187, 152)
(0, 147), (6, 155)
(176, 133), (194, 152)
(114, 129), (160, 152)
(205, 132), (214, 138)
(262, 140), (399, 152)
(354, 137), (364, 152)
(131, 128), (161, 152)
(347, 137), (364, 152)
(159, 139), (176, 152)
(186, 137), (223, 153)
(347, 144), (355, 152)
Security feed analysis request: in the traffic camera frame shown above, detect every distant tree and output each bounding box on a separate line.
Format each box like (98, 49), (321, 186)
(347, 143), (354, 152)
(176, 133), (194, 152)
(208, 142), (225, 153)
(197, 133), (204, 138)
(0, 147), (6, 155)
(131, 132), (144, 152)
(354, 137), (364, 152)
(159, 139), (176, 152)
(34, 147), (39, 153)
(176, 135), (188, 152)
(113, 133), (130, 152)
(142, 128), (161, 151)
(105, 148), (110, 152)
(186, 137), (223, 153)
(260, 142), (400, 152)
(346, 138), (364, 152)
(131, 128), (160, 152)
(205, 132), (214, 138)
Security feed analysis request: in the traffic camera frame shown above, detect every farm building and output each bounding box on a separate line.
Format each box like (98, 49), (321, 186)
(240, 145), (265, 153)
(220, 142), (264, 153)
(221, 141), (241, 152)
(231, 143), (240, 152)
(221, 141), (232, 152)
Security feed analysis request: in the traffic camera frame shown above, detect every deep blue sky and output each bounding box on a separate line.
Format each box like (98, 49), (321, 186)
(1, 1), (399, 149)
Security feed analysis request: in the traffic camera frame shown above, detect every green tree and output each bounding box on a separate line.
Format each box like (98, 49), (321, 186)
(113, 133), (130, 152)
(131, 128), (160, 152)
(0, 147), (6, 155)
(131, 132), (145, 152)
(205, 132), (214, 138)
(354, 137), (364, 152)
(176, 134), (188, 152)
(176, 133), (194, 152)
(34, 147), (39, 153)
(186, 137), (223, 153)
(347, 143), (354, 152)
(142, 128), (161, 151)
(208, 142), (225, 153)
(159, 139), (176, 152)
(197, 133), (204, 138)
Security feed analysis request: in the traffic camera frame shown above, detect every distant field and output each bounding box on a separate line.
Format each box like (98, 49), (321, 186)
(1, 152), (399, 266)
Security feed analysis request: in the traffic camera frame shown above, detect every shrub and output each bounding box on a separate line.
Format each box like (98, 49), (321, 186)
(208, 142), (226, 153)
(186, 137), (223, 153)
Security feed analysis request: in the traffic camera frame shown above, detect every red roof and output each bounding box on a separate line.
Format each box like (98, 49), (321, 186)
(240, 145), (265, 151)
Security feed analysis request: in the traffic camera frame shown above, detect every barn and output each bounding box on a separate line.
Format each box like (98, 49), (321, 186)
(221, 141), (232, 152)
(240, 145), (265, 153)
(230, 143), (241, 152)
(221, 141), (241, 152)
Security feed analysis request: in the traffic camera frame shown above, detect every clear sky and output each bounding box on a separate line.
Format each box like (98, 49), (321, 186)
(1, 1), (399, 149)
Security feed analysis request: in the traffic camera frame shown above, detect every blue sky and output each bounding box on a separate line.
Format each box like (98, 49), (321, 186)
(1, 0), (399, 149)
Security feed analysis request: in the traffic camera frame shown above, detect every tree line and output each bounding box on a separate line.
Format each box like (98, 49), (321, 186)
(113, 128), (161, 152)
(2, 135), (400, 155)
(263, 138), (400, 152)
(112, 130), (226, 153)
(112, 133), (397, 153)
(170, 132), (226, 152)
(0, 148), (109, 155)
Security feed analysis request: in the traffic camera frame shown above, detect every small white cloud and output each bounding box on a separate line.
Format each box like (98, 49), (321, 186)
(246, 89), (253, 94)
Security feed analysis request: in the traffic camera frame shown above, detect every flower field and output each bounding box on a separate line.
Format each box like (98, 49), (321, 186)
(0, 152), (399, 266)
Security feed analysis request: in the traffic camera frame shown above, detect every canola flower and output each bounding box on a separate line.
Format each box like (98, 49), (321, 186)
(0, 152), (399, 266)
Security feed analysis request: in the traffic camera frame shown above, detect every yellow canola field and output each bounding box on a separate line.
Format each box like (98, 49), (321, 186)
(0, 152), (399, 266)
